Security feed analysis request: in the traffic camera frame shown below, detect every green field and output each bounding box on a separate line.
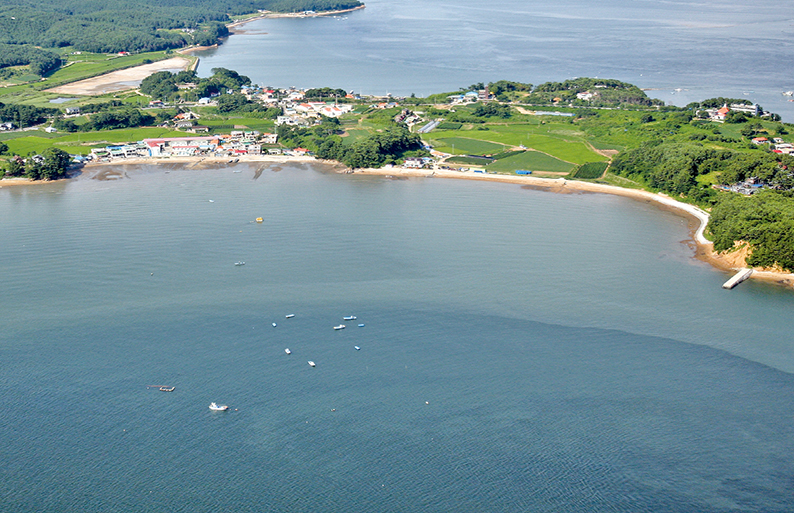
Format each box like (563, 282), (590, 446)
(431, 137), (506, 155)
(488, 150), (576, 174)
(0, 50), (176, 107)
(196, 116), (276, 132)
(425, 123), (605, 164)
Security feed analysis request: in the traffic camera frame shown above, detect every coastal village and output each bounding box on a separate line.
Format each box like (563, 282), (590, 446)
(76, 86), (409, 163)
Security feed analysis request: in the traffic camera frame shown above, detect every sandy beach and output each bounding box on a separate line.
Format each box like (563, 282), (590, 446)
(45, 57), (192, 96)
(3, 156), (792, 289)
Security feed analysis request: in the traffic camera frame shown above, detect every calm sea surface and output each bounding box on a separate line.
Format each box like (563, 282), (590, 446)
(194, 0), (794, 121)
(1, 164), (793, 512)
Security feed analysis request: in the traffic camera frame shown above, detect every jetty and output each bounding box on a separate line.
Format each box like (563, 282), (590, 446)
(722, 268), (753, 289)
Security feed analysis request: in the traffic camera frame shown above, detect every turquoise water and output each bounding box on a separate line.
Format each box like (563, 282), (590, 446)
(194, 0), (794, 121)
(2, 164), (794, 511)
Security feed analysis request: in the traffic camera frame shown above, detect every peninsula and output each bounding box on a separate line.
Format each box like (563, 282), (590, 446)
(1, 54), (793, 290)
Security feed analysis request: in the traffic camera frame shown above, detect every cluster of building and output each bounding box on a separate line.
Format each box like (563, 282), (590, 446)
(447, 88), (493, 104)
(716, 177), (768, 195)
(88, 131), (281, 160)
(702, 103), (762, 122)
(750, 136), (794, 154)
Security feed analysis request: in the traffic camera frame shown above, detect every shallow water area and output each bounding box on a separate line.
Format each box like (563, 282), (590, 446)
(1, 163), (793, 512)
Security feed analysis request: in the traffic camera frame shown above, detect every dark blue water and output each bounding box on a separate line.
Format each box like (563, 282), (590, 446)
(2, 164), (794, 511)
(194, 0), (794, 121)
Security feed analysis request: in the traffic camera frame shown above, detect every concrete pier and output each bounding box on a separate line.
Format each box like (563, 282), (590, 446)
(723, 268), (753, 289)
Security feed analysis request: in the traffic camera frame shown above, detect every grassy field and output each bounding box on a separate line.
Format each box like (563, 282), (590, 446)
(430, 137), (506, 155)
(192, 115), (276, 132)
(424, 123), (606, 164)
(0, 51), (175, 107)
(488, 150), (576, 174)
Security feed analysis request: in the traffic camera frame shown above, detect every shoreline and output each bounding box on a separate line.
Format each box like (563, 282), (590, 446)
(3, 157), (793, 289)
(227, 5), (366, 30)
(348, 166), (794, 289)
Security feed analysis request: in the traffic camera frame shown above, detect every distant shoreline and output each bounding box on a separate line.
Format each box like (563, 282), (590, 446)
(227, 5), (366, 30)
(3, 158), (792, 290)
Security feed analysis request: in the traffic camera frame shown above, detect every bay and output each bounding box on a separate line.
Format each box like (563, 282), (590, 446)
(194, 0), (794, 121)
(1, 164), (793, 511)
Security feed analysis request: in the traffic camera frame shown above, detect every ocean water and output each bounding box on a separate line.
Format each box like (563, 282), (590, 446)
(2, 164), (794, 512)
(194, 0), (794, 121)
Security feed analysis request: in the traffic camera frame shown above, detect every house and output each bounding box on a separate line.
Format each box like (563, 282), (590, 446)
(65, 107), (81, 115)
(576, 92), (595, 101)
(175, 112), (199, 120)
(0, 122), (15, 131)
(730, 103), (760, 116)
(148, 101), (163, 108)
(319, 106), (348, 118)
(403, 157), (425, 168)
(190, 125), (210, 133)
(175, 120), (194, 129)
(715, 106), (730, 121)
(751, 137), (769, 145)
(44, 126), (58, 133)
(198, 97), (212, 105)
(261, 133), (278, 144)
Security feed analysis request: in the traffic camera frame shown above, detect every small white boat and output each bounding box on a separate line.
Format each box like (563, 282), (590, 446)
(784, 91), (794, 97)
(272, 322), (277, 327)
(308, 361), (316, 367)
(354, 346), (360, 351)
(285, 314), (295, 319)
(209, 402), (228, 411)
(334, 324), (346, 330)
(208, 199), (215, 203)
(159, 386), (175, 392)
(285, 348), (291, 355)
(343, 316), (357, 321)
(234, 262), (245, 266)
(358, 324), (365, 327)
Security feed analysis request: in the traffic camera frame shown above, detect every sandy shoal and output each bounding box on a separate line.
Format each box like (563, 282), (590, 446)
(45, 57), (192, 96)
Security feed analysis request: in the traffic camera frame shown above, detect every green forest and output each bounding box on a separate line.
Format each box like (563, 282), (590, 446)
(0, 0), (361, 73)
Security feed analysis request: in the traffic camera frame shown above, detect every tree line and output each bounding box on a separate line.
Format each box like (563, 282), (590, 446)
(277, 120), (425, 169)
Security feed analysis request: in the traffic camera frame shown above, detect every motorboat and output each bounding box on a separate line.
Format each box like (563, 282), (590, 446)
(159, 386), (175, 392)
(255, 217), (263, 223)
(354, 346), (360, 351)
(272, 322), (277, 327)
(343, 316), (357, 321)
(285, 314), (295, 319)
(234, 262), (245, 266)
(209, 402), (228, 411)
(308, 361), (316, 367)
(285, 348), (291, 355)
(358, 324), (365, 328)
(334, 324), (346, 330)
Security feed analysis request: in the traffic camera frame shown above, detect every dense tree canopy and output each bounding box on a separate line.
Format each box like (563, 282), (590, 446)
(708, 191), (794, 270)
